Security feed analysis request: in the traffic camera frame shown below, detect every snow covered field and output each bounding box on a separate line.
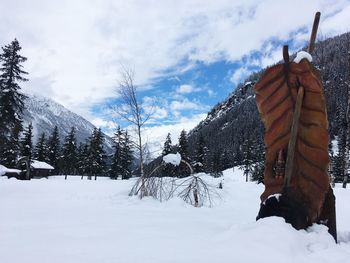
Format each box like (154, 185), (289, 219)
(1, 168), (350, 263)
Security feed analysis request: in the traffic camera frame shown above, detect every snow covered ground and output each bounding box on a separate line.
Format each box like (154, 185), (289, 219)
(0, 168), (350, 263)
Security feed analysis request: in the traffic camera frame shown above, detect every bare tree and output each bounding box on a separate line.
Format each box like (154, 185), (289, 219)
(131, 154), (219, 207)
(113, 67), (153, 198)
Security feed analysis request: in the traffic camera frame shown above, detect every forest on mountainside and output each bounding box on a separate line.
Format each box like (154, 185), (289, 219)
(147, 32), (350, 181)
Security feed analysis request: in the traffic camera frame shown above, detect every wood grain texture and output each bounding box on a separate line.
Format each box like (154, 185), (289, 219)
(254, 59), (330, 223)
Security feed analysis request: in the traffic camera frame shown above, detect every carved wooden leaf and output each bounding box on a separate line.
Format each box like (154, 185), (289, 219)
(254, 59), (330, 222)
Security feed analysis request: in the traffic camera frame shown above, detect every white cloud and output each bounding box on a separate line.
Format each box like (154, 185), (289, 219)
(170, 99), (202, 111)
(230, 67), (251, 84)
(91, 118), (117, 130)
(148, 106), (168, 120)
(142, 113), (207, 157)
(1, 0), (349, 126)
(176, 84), (201, 94)
(207, 89), (215, 97)
(1, 1), (349, 113)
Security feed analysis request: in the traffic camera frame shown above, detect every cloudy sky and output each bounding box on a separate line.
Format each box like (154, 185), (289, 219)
(1, 0), (350, 153)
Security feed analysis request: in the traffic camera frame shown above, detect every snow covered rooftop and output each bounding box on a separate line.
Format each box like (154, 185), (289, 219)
(0, 165), (21, 176)
(31, 160), (54, 170)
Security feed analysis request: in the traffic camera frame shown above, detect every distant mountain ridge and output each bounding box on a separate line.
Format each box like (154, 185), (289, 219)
(22, 94), (114, 153)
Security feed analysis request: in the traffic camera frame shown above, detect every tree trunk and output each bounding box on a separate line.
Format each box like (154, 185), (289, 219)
(25, 158), (31, 180)
(138, 125), (146, 197)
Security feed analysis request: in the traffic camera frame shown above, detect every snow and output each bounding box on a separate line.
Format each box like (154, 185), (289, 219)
(294, 51), (313, 63)
(31, 160), (54, 170)
(0, 164), (21, 176)
(163, 152), (182, 166)
(263, 193), (282, 204)
(0, 168), (350, 263)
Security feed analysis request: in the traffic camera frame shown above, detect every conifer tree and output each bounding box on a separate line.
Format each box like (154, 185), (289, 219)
(241, 137), (255, 182)
(161, 132), (175, 177)
(178, 130), (189, 161)
(0, 39), (28, 167)
(61, 127), (77, 178)
(77, 142), (89, 178)
(34, 133), (48, 162)
(162, 133), (173, 155)
(120, 130), (133, 179)
(110, 127), (133, 179)
(210, 150), (223, 178)
(20, 123), (33, 160)
(178, 130), (191, 177)
(47, 126), (60, 171)
(192, 134), (208, 173)
(88, 128), (106, 180)
(110, 127), (123, 180)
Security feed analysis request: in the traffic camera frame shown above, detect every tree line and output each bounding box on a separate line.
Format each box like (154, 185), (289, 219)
(0, 39), (134, 180)
(20, 124), (134, 179)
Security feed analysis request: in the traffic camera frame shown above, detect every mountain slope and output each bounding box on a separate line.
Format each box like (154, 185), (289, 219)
(186, 32), (350, 169)
(22, 94), (114, 153)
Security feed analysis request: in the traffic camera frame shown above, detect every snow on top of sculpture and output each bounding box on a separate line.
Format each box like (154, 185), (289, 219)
(163, 153), (182, 166)
(294, 51), (313, 63)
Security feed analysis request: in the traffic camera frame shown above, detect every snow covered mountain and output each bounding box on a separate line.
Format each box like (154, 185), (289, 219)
(22, 94), (114, 153)
(184, 32), (350, 170)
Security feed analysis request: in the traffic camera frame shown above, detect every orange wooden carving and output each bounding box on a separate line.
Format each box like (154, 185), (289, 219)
(254, 58), (330, 223)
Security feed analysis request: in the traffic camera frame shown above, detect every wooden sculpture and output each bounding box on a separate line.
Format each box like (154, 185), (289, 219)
(254, 12), (337, 241)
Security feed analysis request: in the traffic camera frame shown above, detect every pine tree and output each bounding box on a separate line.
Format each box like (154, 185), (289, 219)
(210, 150), (223, 178)
(120, 130), (133, 179)
(88, 128), (106, 180)
(110, 127), (123, 180)
(162, 132), (175, 177)
(0, 39), (28, 167)
(61, 127), (77, 178)
(178, 130), (190, 177)
(77, 142), (89, 178)
(162, 133), (173, 155)
(34, 133), (48, 162)
(178, 130), (189, 161)
(47, 126), (60, 171)
(20, 123), (33, 160)
(241, 137), (255, 182)
(192, 134), (208, 173)
(110, 127), (133, 180)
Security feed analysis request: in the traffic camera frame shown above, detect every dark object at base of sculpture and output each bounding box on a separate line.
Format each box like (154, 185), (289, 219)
(256, 186), (337, 242)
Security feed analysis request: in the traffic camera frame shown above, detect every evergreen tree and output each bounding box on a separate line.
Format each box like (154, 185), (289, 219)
(178, 129), (190, 177)
(192, 134), (208, 173)
(210, 150), (223, 178)
(88, 128), (106, 180)
(47, 126), (60, 171)
(241, 137), (255, 182)
(77, 142), (89, 178)
(20, 123), (33, 160)
(110, 127), (133, 180)
(162, 132), (175, 177)
(162, 133), (173, 155)
(34, 133), (48, 162)
(110, 127), (123, 180)
(0, 39), (28, 167)
(178, 130), (189, 160)
(61, 127), (77, 177)
(120, 130), (133, 179)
